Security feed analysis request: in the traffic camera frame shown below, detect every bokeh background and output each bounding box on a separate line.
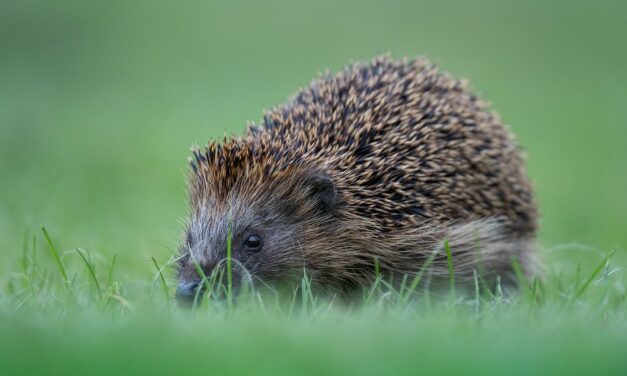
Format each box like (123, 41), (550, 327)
(1, 0), (626, 279)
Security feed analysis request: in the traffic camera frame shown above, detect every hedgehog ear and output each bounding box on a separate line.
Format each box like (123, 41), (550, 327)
(305, 175), (337, 213)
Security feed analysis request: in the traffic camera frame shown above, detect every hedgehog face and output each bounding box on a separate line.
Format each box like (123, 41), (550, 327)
(176, 166), (338, 303)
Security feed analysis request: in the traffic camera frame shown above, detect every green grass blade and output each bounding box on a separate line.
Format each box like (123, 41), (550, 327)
(192, 260), (213, 309)
(301, 270), (308, 313)
(31, 233), (37, 280)
(76, 248), (103, 300)
(401, 246), (440, 305)
(20, 228), (29, 275)
(151, 257), (170, 303)
(473, 269), (480, 318)
(363, 275), (383, 306)
(41, 227), (71, 290)
(287, 283), (299, 319)
(106, 254), (118, 291)
(226, 211), (233, 313)
(444, 239), (455, 297)
(511, 256), (531, 294)
(574, 250), (615, 300)
(20, 229), (35, 294)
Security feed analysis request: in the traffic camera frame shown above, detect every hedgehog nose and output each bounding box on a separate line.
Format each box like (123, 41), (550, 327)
(176, 281), (201, 307)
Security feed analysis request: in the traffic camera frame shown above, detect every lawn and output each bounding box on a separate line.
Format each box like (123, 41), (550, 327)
(1, 1), (626, 375)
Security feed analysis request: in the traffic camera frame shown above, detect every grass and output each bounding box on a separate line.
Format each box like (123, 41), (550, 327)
(41, 226), (71, 291)
(226, 211), (234, 312)
(6, 229), (626, 318)
(1, 227), (626, 375)
(1, 0), (626, 374)
(444, 239), (455, 297)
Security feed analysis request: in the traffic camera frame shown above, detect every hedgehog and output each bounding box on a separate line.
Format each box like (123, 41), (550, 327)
(175, 55), (538, 300)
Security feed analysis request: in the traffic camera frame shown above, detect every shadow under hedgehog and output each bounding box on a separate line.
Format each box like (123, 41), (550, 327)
(176, 55), (538, 302)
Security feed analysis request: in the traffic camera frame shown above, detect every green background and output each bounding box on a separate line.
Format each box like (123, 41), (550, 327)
(1, 1), (626, 375)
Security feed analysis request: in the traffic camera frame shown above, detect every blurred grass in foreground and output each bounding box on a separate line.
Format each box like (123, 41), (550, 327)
(1, 227), (625, 375)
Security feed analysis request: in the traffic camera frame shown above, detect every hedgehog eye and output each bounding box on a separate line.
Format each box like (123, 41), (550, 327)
(244, 234), (262, 250)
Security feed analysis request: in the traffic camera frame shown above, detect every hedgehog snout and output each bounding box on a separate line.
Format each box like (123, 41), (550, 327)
(176, 280), (202, 307)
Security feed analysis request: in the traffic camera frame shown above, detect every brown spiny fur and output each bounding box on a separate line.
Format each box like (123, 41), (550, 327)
(178, 55), (538, 294)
